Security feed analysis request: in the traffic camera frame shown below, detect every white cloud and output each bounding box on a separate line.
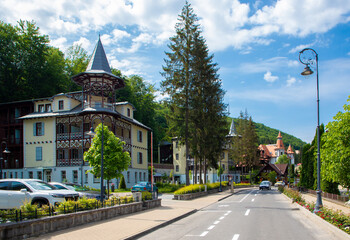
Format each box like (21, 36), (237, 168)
(239, 57), (297, 74)
(50, 37), (67, 50)
(264, 71), (279, 82)
(73, 37), (92, 51)
(112, 29), (131, 40)
(286, 75), (296, 87)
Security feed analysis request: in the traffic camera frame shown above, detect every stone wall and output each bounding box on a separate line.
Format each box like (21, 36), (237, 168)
(0, 199), (161, 239)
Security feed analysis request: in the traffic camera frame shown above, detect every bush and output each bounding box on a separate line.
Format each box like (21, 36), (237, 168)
(156, 183), (185, 193)
(119, 175), (126, 189)
(174, 181), (228, 195)
(142, 191), (152, 200)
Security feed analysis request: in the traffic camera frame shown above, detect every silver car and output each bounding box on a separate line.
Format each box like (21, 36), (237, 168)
(0, 179), (79, 209)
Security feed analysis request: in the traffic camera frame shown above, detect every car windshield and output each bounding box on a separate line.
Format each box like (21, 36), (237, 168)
(26, 181), (56, 190)
(137, 182), (148, 186)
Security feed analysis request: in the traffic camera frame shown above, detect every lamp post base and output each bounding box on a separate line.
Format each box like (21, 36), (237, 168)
(314, 190), (323, 213)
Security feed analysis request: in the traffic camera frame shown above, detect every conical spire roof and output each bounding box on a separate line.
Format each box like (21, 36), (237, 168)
(287, 144), (294, 154)
(86, 36), (112, 73)
(228, 119), (237, 137)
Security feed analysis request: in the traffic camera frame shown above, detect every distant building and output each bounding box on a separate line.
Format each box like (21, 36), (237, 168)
(1, 37), (151, 188)
(258, 132), (295, 165)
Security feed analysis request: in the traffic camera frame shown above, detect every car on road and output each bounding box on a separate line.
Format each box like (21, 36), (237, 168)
(275, 181), (286, 187)
(131, 182), (158, 193)
(259, 180), (271, 190)
(0, 179), (79, 209)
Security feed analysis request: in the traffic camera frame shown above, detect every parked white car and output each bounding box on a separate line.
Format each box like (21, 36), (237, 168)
(0, 179), (79, 209)
(49, 182), (99, 199)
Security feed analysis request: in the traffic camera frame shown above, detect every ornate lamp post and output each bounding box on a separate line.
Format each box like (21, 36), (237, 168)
(299, 48), (323, 212)
(87, 121), (105, 205)
(0, 141), (10, 179)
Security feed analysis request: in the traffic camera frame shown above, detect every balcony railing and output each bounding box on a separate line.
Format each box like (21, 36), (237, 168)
(57, 158), (84, 167)
(83, 102), (114, 111)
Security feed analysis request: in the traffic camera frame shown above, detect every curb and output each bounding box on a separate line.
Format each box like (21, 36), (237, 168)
(281, 192), (350, 239)
(124, 192), (234, 239)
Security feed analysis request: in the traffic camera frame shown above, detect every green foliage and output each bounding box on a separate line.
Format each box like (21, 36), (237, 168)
(282, 187), (304, 204)
(268, 171), (277, 184)
(230, 111), (259, 173)
(321, 96), (350, 189)
(155, 183), (185, 193)
(142, 191), (152, 200)
(276, 154), (290, 164)
(119, 175), (127, 189)
(174, 182), (228, 195)
(84, 123), (131, 181)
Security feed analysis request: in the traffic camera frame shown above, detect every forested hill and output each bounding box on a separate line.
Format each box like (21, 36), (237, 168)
(254, 122), (306, 150)
(229, 118), (306, 150)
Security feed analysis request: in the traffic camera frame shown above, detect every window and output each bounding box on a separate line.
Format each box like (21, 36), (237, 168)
(93, 175), (100, 183)
(143, 172), (146, 182)
(137, 152), (143, 164)
(38, 104), (44, 113)
(85, 172), (88, 183)
(45, 104), (51, 112)
(139, 172), (142, 181)
(15, 172), (18, 178)
(73, 170), (78, 183)
(221, 152), (225, 159)
(127, 172), (130, 183)
(58, 149), (65, 159)
(29, 171), (33, 179)
(61, 171), (66, 182)
(223, 164), (225, 170)
(176, 165), (179, 172)
(135, 172), (137, 183)
(57, 124), (65, 133)
(10, 172), (13, 178)
(137, 130), (143, 142)
(127, 108), (131, 117)
(36, 147), (42, 161)
(58, 100), (64, 110)
(71, 149), (79, 159)
(176, 141), (178, 148)
(37, 171), (42, 180)
(11, 182), (29, 191)
(176, 153), (179, 160)
(33, 122), (44, 136)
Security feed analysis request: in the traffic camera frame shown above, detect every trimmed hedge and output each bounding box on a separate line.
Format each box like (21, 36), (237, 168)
(174, 181), (228, 195)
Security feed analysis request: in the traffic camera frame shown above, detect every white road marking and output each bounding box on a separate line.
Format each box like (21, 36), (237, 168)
(219, 205), (229, 207)
(200, 231), (209, 237)
(219, 216), (225, 220)
(214, 221), (220, 225)
(208, 225), (215, 230)
(245, 209), (250, 216)
(232, 234), (240, 240)
(239, 190), (254, 202)
(255, 194), (257, 196)
(251, 199), (255, 202)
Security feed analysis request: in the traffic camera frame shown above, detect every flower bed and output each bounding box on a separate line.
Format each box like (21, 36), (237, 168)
(174, 182), (228, 195)
(280, 187), (350, 234)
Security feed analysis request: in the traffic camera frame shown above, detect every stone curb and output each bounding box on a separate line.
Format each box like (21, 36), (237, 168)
(281, 191), (350, 239)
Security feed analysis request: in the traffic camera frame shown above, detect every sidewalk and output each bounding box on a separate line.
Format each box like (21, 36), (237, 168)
(34, 190), (235, 240)
(301, 192), (350, 215)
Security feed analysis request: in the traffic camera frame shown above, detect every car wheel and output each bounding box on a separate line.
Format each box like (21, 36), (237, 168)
(32, 199), (49, 208)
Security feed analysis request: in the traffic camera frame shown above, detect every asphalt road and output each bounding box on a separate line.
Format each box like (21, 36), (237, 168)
(140, 188), (339, 240)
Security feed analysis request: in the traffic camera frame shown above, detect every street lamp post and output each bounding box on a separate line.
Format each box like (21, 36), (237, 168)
(87, 121), (105, 205)
(0, 141), (10, 179)
(299, 48), (323, 212)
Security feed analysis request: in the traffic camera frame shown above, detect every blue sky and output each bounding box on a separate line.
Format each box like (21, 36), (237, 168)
(1, 0), (350, 143)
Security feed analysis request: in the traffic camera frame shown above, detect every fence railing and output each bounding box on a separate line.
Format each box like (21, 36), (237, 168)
(289, 186), (349, 202)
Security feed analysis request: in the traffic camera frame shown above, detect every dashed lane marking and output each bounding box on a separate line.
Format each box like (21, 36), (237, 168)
(232, 234), (240, 240)
(200, 231), (209, 237)
(245, 209), (250, 216)
(208, 225), (215, 230)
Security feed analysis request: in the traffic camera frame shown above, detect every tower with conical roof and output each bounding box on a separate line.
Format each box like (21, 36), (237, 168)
(274, 131), (285, 159)
(72, 36), (124, 110)
(287, 144), (295, 164)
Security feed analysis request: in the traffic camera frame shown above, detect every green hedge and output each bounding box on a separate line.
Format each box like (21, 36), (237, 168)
(174, 181), (228, 195)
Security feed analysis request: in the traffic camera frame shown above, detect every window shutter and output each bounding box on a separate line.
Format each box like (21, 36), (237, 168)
(42, 122), (45, 135)
(33, 123), (36, 136)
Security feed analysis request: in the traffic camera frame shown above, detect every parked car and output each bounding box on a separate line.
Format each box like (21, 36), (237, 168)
(0, 179), (79, 209)
(131, 182), (158, 193)
(275, 181), (286, 187)
(259, 180), (271, 190)
(49, 182), (101, 199)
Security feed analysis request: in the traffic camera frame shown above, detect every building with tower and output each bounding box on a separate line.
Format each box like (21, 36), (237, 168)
(1, 37), (151, 188)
